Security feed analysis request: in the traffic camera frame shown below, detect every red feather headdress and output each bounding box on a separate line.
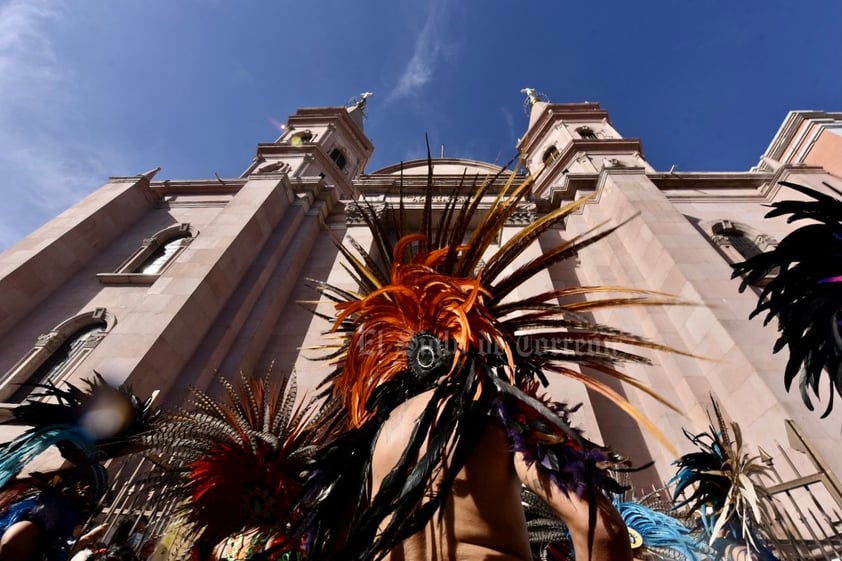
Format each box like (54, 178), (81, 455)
(144, 373), (337, 557)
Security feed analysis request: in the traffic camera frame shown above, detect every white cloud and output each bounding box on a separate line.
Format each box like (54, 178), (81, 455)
(0, 2), (60, 92)
(388, 0), (449, 101)
(500, 105), (516, 143)
(0, 0), (115, 251)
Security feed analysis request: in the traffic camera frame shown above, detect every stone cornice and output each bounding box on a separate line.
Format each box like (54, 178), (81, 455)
(761, 110), (842, 165)
(538, 166), (833, 206)
(651, 171), (773, 191)
(288, 107), (375, 155)
(149, 179), (246, 196)
(654, 165), (825, 203)
(108, 172), (162, 206)
(253, 143), (317, 157)
(762, 166), (830, 198)
(538, 169), (773, 207)
(532, 138), (644, 197)
(518, 102), (611, 153)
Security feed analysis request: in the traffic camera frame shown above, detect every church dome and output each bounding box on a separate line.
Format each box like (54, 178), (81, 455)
(368, 158), (513, 177)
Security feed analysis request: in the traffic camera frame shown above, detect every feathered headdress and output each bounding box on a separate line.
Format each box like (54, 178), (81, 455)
(298, 154), (688, 560)
(143, 372), (336, 558)
(613, 498), (701, 561)
(732, 181), (842, 417)
(522, 485), (702, 561)
(0, 373), (159, 495)
(670, 398), (777, 556)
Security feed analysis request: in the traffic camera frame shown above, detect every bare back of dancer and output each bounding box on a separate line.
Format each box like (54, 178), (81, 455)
(371, 391), (633, 561)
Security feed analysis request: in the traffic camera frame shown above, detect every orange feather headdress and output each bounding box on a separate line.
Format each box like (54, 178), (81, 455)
(312, 157), (684, 441)
(301, 154), (688, 561)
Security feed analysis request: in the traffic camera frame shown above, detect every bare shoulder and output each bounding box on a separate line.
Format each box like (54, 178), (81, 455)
(0, 520), (41, 561)
(371, 391), (434, 480)
(374, 392), (515, 470)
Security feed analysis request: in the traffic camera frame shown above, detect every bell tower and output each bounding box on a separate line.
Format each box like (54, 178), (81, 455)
(516, 90), (653, 201)
(241, 93), (375, 199)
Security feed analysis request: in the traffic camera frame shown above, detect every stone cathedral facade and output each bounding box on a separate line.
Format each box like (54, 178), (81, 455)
(0, 97), (840, 524)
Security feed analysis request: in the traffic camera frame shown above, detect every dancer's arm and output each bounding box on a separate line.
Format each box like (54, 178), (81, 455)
(514, 452), (633, 561)
(0, 521), (40, 561)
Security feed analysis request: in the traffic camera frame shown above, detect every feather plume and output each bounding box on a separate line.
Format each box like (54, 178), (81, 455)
(732, 181), (842, 417)
(522, 484), (702, 561)
(300, 157), (690, 561)
(0, 373), (158, 497)
(143, 372), (336, 555)
(6, 372), (159, 460)
(670, 398), (778, 556)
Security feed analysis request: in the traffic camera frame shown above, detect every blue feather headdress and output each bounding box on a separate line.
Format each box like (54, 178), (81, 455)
(0, 374), (158, 496)
(522, 484), (703, 561)
(670, 398), (779, 558)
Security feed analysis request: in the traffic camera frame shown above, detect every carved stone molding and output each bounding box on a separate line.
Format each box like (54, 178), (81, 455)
(35, 332), (61, 352)
(82, 333), (107, 349)
(343, 199), (538, 226)
(401, 195), (470, 205)
(507, 202), (538, 225)
(345, 201), (387, 225)
(754, 234), (777, 251)
(711, 234), (731, 247)
(258, 161), (291, 174)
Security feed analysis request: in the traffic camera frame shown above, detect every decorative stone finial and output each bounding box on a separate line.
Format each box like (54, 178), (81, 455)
(347, 91), (371, 110)
(347, 92), (374, 123)
(520, 88), (549, 115)
(355, 92), (374, 109)
(521, 88), (539, 106)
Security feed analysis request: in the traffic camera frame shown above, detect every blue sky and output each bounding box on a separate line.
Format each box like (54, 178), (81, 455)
(0, 0), (839, 250)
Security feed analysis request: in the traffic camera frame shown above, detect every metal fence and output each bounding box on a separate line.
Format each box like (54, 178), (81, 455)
(753, 421), (842, 561)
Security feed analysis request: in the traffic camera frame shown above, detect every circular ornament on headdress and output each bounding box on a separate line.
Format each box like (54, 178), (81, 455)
(628, 527), (644, 549)
(407, 333), (452, 379)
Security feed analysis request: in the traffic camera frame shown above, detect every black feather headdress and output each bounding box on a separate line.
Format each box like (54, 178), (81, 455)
(732, 181), (842, 417)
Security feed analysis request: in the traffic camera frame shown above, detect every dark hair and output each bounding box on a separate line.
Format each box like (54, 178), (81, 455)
(111, 518), (135, 545)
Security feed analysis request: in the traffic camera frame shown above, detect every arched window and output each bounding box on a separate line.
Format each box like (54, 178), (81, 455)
(98, 223), (196, 285)
(135, 234), (192, 274)
(576, 126), (598, 140)
(0, 309), (115, 402)
(706, 220), (777, 285)
(330, 148), (347, 170)
(542, 146), (560, 165)
(710, 220), (775, 260)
